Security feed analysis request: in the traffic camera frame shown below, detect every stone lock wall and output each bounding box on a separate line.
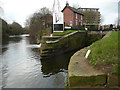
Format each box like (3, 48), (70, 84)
(40, 31), (102, 59)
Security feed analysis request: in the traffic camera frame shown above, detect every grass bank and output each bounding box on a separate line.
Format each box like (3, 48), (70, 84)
(52, 30), (85, 36)
(88, 31), (119, 74)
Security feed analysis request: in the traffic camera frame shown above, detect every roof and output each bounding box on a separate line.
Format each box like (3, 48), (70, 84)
(62, 5), (84, 16)
(78, 8), (99, 10)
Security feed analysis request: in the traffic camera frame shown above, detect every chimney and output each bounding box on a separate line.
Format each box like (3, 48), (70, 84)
(66, 1), (69, 6)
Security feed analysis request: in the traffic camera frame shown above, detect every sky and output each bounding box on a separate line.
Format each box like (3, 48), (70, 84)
(0, 0), (119, 27)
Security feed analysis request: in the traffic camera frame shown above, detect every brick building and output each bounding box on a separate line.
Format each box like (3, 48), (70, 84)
(78, 8), (100, 25)
(78, 8), (100, 30)
(41, 14), (53, 29)
(62, 2), (84, 27)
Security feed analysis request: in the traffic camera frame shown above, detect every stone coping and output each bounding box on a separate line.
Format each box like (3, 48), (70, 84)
(68, 48), (105, 77)
(45, 31), (79, 44)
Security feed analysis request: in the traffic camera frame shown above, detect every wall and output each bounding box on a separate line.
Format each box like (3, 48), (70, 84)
(73, 13), (83, 26)
(40, 31), (103, 59)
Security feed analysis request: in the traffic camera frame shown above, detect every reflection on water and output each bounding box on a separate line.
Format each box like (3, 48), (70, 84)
(1, 34), (76, 88)
(41, 51), (75, 77)
(1, 48), (8, 54)
(2, 36), (22, 54)
(9, 37), (22, 43)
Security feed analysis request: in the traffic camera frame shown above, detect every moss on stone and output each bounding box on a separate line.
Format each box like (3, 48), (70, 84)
(69, 74), (106, 87)
(40, 32), (101, 59)
(107, 73), (119, 86)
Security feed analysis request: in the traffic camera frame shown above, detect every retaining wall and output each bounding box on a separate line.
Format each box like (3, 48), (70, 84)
(40, 31), (103, 59)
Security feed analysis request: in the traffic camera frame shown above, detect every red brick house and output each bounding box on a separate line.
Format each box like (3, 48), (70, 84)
(62, 3), (84, 27)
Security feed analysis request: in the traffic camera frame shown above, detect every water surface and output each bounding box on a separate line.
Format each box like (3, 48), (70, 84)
(1, 34), (75, 88)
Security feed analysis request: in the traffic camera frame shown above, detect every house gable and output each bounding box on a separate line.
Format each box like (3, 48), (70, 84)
(62, 6), (74, 26)
(62, 6), (84, 16)
(62, 4), (84, 26)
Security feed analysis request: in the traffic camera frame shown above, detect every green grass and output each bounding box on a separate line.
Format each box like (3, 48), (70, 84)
(88, 31), (119, 73)
(42, 28), (51, 36)
(52, 30), (85, 36)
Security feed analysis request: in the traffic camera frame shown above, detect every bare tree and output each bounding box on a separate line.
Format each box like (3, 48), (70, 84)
(25, 7), (52, 43)
(39, 7), (52, 16)
(72, 3), (81, 9)
(100, 15), (104, 25)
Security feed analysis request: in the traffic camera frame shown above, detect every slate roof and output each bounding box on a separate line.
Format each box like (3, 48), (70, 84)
(62, 5), (84, 16)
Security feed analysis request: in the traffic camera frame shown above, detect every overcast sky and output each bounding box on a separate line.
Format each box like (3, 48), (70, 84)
(0, 0), (119, 27)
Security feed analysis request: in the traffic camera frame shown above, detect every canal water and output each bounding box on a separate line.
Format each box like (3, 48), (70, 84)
(1, 34), (76, 88)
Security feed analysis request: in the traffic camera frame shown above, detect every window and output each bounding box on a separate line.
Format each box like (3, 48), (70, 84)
(76, 13), (78, 25)
(87, 9), (90, 11)
(79, 22), (81, 26)
(76, 20), (77, 25)
(42, 20), (45, 25)
(76, 13), (77, 19)
(83, 9), (85, 11)
(81, 21), (82, 25)
(70, 21), (72, 26)
(81, 16), (82, 20)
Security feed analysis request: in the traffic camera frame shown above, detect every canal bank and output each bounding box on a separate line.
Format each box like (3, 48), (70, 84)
(66, 31), (119, 88)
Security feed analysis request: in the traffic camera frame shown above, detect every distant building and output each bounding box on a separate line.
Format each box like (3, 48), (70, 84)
(118, 1), (120, 26)
(62, 2), (84, 27)
(77, 8), (100, 30)
(41, 14), (53, 30)
(78, 8), (100, 25)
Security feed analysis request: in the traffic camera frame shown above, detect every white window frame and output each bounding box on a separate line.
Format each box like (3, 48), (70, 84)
(76, 20), (77, 25)
(76, 13), (77, 19)
(81, 16), (82, 21)
(70, 21), (72, 26)
(76, 13), (78, 25)
(81, 16), (83, 25)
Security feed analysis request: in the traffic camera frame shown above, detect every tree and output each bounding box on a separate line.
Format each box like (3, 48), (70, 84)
(24, 17), (31, 28)
(39, 7), (52, 16)
(100, 15), (104, 25)
(78, 10), (101, 25)
(9, 22), (23, 35)
(72, 3), (80, 9)
(25, 7), (52, 43)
